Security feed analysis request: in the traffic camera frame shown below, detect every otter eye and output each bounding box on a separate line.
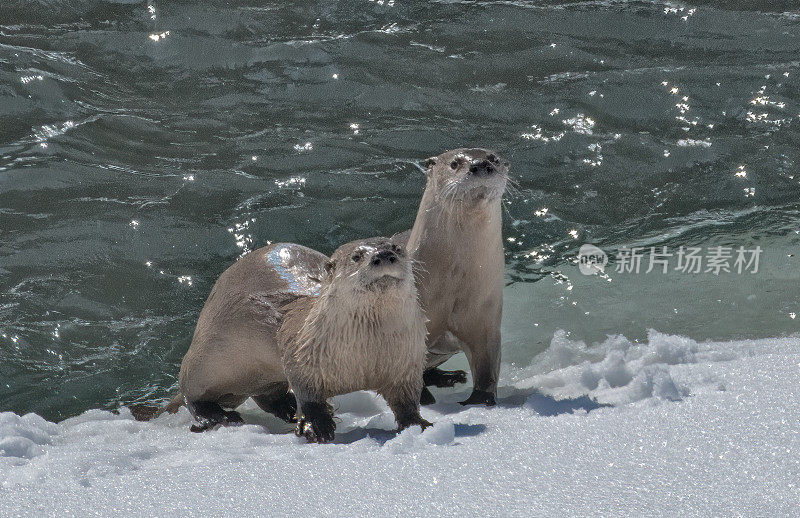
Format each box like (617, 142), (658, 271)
(351, 253), (362, 263)
(450, 160), (459, 169)
(487, 154), (498, 163)
(392, 244), (402, 253)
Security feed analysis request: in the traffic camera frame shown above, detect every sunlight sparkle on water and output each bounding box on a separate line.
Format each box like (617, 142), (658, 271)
(148, 31), (170, 42)
(20, 75), (43, 84)
(275, 177), (306, 188)
(521, 125), (564, 143)
(562, 114), (594, 135)
(228, 218), (256, 254)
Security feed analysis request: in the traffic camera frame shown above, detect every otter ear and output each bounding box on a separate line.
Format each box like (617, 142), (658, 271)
(324, 260), (335, 276)
(422, 156), (437, 171)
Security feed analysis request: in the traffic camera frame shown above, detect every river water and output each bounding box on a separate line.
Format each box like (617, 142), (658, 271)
(1, 0), (799, 420)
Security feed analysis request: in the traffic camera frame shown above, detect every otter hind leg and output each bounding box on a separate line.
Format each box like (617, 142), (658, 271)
(187, 401), (244, 433)
(459, 342), (499, 407)
(420, 386), (436, 405)
(454, 323), (501, 407)
(423, 367), (467, 388)
(252, 391), (298, 423)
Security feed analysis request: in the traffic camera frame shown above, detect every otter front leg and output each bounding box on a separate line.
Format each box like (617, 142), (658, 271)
(382, 382), (432, 432)
(295, 401), (335, 443)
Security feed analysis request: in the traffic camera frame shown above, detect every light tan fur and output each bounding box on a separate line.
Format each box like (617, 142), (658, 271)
(279, 245), (427, 414)
(173, 238), (429, 439)
(402, 148), (509, 403)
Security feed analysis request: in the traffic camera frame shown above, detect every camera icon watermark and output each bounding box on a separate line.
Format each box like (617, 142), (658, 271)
(578, 244), (608, 275)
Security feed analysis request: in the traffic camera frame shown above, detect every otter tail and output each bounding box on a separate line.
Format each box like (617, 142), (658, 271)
(129, 393), (185, 421)
(164, 393), (185, 414)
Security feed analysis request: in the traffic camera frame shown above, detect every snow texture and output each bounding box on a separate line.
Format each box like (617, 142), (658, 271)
(2, 330), (799, 516)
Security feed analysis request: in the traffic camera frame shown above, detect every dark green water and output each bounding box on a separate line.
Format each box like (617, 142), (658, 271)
(1, 0), (799, 421)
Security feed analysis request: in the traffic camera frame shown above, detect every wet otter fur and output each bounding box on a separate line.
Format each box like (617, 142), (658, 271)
(168, 237), (429, 442)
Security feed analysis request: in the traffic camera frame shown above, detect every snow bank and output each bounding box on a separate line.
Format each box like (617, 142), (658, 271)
(0, 413), (58, 461)
(511, 329), (713, 405)
(1, 331), (799, 516)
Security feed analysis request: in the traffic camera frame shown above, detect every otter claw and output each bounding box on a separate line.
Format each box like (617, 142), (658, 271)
(398, 415), (433, 432)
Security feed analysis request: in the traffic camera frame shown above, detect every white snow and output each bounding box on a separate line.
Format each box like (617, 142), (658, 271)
(2, 331), (800, 516)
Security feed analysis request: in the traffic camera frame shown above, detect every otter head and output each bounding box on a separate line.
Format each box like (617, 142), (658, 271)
(423, 148), (510, 205)
(324, 238), (412, 293)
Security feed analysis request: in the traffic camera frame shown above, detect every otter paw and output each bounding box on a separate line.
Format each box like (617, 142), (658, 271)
(423, 367), (468, 388)
(295, 416), (336, 443)
(265, 395), (298, 423)
(187, 402), (244, 432)
(397, 415), (433, 432)
(295, 402), (336, 443)
(459, 389), (496, 407)
(420, 386), (436, 406)
(252, 393), (298, 423)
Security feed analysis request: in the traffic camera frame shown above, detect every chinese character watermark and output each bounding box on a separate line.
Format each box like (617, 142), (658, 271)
(578, 245), (762, 276)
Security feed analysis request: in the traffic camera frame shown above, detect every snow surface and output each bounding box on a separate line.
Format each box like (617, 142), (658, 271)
(2, 330), (800, 517)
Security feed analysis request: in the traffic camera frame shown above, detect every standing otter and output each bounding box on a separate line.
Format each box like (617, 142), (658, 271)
(395, 148), (509, 406)
(172, 238), (430, 442)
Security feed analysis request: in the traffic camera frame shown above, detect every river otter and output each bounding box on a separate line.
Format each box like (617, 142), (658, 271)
(172, 238), (430, 442)
(396, 148), (509, 406)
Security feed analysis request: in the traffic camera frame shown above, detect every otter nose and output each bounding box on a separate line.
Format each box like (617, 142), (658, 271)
(371, 249), (398, 266)
(468, 159), (495, 176)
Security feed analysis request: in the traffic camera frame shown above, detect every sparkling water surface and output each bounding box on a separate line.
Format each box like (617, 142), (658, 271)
(1, 0), (799, 420)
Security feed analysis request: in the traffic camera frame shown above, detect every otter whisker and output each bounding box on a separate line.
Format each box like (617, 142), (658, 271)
(503, 176), (522, 198)
(411, 262), (430, 278)
(501, 200), (515, 220)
